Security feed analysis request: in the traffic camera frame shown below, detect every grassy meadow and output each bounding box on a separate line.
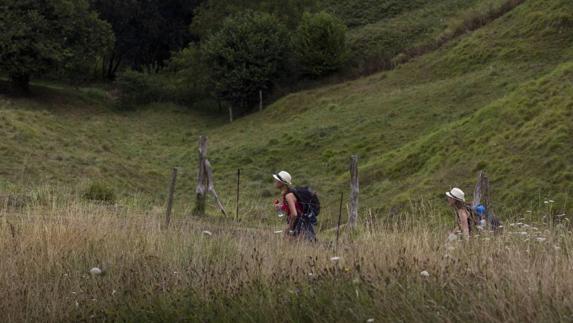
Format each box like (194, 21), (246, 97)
(1, 0), (573, 321)
(1, 195), (572, 322)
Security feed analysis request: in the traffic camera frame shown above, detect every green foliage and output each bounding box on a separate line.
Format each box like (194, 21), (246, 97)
(191, 0), (318, 39)
(91, 0), (198, 79)
(0, 0), (113, 91)
(202, 11), (289, 110)
(166, 44), (212, 103)
(82, 182), (115, 203)
(293, 11), (349, 77)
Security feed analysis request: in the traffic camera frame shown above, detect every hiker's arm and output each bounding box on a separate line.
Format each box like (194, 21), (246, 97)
(458, 210), (470, 239)
(285, 193), (298, 230)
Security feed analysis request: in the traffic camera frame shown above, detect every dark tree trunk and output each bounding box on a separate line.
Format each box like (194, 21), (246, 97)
(102, 52), (122, 81)
(9, 72), (31, 94)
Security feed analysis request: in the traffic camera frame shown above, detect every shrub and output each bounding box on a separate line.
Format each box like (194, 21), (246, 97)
(293, 11), (349, 77)
(115, 70), (168, 109)
(82, 182), (116, 203)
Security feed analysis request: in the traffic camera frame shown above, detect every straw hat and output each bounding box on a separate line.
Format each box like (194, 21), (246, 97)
(446, 187), (465, 202)
(273, 171), (292, 185)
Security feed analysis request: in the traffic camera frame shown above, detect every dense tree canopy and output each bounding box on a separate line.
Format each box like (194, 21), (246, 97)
(0, 0), (113, 92)
(202, 11), (289, 111)
(91, 0), (200, 79)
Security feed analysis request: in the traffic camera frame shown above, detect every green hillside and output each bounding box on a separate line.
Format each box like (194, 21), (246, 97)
(1, 0), (572, 221)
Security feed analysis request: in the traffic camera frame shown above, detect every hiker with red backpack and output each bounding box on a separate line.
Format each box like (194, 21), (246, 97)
(273, 171), (319, 241)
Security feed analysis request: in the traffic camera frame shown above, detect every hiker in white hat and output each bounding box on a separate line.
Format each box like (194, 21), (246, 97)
(446, 187), (470, 239)
(273, 171), (300, 238)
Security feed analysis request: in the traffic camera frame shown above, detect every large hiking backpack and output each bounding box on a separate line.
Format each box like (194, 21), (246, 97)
(290, 187), (320, 224)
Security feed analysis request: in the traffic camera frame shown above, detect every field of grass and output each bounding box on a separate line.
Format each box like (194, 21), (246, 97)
(0, 0), (572, 224)
(2, 196), (573, 322)
(1, 1), (573, 320)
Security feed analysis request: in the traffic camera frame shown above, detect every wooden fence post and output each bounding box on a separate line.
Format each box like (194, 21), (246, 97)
(236, 168), (241, 221)
(205, 160), (228, 217)
(193, 135), (228, 217)
(229, 107), (234, 123)
(336, 192), (344, 251)
(193, 136), (208, 216)
(259, 90), (263, 112)
(164, 167), (178, 228)
(349, 155), (359, 228)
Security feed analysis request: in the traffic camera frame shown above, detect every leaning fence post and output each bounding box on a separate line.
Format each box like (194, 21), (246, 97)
(349, 155), (359, 228)
(164, 167), (178, 228)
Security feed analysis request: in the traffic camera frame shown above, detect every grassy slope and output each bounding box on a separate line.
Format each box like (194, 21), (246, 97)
(0, 87), (223, 199)
(0, 0), (572, 221)
(207, 0), (573, 216)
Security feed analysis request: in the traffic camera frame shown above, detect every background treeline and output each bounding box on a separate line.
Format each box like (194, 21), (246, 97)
(0, 0), (512, 118)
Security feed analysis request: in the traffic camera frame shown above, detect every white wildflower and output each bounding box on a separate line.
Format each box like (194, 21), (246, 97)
(420, 270), (430, 277)
(519, 231), (528, 236)
(330, 256), (341, 262)
(367, 319), (375, 323)
(202, 230), (212, 236)
(536, 237), (546, 242)
(447, 233), (458, 242)
(274, 230), (284, 234)
(89, 267), (102, 275)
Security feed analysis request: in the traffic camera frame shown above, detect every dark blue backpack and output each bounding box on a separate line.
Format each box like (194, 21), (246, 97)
(289, 187), (320, 224)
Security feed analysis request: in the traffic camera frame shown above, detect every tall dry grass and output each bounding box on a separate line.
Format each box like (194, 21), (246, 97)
(1, 195), (572, 322)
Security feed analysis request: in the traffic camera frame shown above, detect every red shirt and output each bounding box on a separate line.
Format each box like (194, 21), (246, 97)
(282, 192), (302, 218)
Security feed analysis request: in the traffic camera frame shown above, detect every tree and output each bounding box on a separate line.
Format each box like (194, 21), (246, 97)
(293, 11), (349, 77)
(0, 0), (113, 92)
(202, 11), (289, 117)
(91, 0), (200, 79)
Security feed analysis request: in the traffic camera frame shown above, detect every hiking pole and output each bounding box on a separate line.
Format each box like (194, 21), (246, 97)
(236, 168), (240, 221)
(336, 192), (344, 252)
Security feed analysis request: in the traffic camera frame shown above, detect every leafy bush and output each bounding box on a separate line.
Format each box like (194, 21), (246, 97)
(293, 11), (349, 77)
(82, 182), (116, 203)
(202, 10), (289, 111)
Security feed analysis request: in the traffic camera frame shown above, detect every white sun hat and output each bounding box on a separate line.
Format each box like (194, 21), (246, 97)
(273, 171), (292, 185)
(446, 187), (465, 202)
